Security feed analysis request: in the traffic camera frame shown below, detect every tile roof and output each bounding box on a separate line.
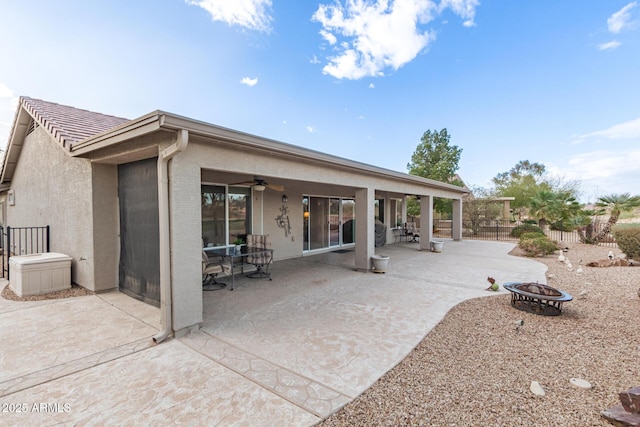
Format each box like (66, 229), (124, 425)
(21, 97), (129, 148)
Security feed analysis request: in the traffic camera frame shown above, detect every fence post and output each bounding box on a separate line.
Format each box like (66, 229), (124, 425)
(46, 225), (50, 253)
(0, 226), (3, 279)
(6, 226), (10, 280)
(496, 221), (499, 241)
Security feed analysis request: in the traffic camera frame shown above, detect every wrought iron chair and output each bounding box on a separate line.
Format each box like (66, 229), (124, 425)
(245, 234), (272, 280)
(202, 251), (231, 290)
(406, 222), (420, 243)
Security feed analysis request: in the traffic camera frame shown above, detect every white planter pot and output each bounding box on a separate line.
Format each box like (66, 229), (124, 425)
(430, 240), (444, 253)
(235, 245), (242, 254)
(371, 255), (390, 273)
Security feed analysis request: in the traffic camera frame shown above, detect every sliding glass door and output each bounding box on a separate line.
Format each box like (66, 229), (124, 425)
(329, 198), (340, 247)
(342, 199), (355, 244)
(303, 196), (355, 252)
(308, 196), (328, 250)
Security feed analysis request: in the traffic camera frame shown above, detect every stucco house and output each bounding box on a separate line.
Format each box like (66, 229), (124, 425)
(0, 97), (469, 341)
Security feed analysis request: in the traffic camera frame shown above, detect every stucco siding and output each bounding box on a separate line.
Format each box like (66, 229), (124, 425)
(189, 138), (463, 201)
(6, 126), (95, 288)
(168, 154), (203, 331)
(91, 163), (119, 291)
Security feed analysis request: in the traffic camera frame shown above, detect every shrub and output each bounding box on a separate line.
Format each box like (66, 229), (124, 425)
(550, 220), (575, 232)
(511, 224), (544, 238)
(520, 232), (544, 241)
(613, 224), (640, 260)
(518, 234), (559, 257)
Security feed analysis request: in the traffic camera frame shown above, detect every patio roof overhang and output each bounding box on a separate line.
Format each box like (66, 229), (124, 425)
(68, 111), (469, 198)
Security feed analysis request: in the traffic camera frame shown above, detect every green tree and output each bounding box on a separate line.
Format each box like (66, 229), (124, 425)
(593, 193), (640, 243)
(573, 208), (600, 244)
(528, 189), (556, 228)
(529, 189), (581, 230)
(407, 129), (463, 215)
(492, 160), (551, 212)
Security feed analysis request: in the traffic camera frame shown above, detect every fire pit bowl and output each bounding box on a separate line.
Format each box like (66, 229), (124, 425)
(503, 282), (572, 316)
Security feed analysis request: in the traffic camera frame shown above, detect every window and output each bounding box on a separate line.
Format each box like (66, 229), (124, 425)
(201, 185), (252, 247)
(374, 199), (384, 223)
(228, 186), (251, 243)
(390, 199), (402, 228)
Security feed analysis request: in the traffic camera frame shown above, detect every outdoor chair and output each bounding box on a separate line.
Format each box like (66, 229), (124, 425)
(202, 251), (231, 290)
(407, 222), (420, 243)
(393, 227), (409, 243)
(245, 234), (273, 280)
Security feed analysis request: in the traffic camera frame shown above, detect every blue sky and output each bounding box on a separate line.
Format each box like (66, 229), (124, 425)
(1, 0), (638, 203)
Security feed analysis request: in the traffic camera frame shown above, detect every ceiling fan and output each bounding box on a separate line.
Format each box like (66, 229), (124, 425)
(231, 176), (285, 192)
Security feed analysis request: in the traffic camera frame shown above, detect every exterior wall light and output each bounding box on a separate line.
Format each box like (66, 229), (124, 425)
(282, 195), (288, 203)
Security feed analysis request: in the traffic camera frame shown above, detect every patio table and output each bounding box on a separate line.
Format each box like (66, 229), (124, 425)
(204, 246), (273, 290)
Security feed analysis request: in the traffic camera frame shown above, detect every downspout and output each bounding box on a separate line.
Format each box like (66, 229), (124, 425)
(153, 129), (189, 343)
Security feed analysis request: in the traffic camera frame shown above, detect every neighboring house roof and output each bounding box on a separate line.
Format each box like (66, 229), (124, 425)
(1, 97), (470, 196)
(1, 97), (128, 183)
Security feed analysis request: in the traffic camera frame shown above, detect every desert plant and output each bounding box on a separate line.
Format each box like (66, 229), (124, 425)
(592, 193), (640, 243)
(511, 224), (544, 238)
(518, 234), (559, 257)
(612, 224), (640, 260)
(573, 209), (599, 244)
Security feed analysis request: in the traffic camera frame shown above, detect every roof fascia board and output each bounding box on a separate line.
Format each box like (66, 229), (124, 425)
(66, 108), (467, 195)
(159, 113), (469, 195)
(0, 106), (31, 184)
(69, 113), (162, 156)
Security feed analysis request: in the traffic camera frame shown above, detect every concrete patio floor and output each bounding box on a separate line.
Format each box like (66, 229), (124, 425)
(0, 240), (546, 425)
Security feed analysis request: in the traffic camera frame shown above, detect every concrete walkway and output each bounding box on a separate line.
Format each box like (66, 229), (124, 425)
(0, 240), (546, 425)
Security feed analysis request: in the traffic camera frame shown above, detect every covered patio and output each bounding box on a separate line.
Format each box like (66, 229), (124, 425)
(1, 240), (545, 424)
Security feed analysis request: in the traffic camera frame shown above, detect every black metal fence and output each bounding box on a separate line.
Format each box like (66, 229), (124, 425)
(434, 220), (617, 247)
(0, 226), (50, 279)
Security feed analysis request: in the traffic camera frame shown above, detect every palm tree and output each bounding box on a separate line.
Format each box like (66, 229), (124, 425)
(573, 209), (599, 244)
(528, 190), (556, 228)
(593, 193), (640, 243)
(529, 190), (580, 230)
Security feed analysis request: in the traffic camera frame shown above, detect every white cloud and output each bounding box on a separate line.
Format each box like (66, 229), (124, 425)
(306, 125), (315, 133)
(312, 0), (479, 80)
(597, 40), (621, 50)
(438, 0), (479, 27)
(607, 1), (638, 33)
(319, 29), (337, 45)
(186, 0), (273, 32)
(310, 55), (321, 64)
(549, 149), (640, 200)
(240, 76), (258, 86)
(577, 117), (640, 141)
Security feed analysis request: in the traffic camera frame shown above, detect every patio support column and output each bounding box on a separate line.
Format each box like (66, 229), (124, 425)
(452, 198), (463, 241)
(402, 196), (408, 223)
(419, 196), (433, 251)
(167, 152), (203, 336)
(355, 187), (374, 272)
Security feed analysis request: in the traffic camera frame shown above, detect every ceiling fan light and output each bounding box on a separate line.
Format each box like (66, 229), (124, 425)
(253, 184), (266, 192)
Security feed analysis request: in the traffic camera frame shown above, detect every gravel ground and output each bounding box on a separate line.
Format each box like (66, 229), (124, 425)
(321, 243), (640, 426)
(1, 283), (93, 301)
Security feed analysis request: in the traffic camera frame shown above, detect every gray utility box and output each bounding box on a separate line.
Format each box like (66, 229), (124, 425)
(9, 252), (72, 297)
